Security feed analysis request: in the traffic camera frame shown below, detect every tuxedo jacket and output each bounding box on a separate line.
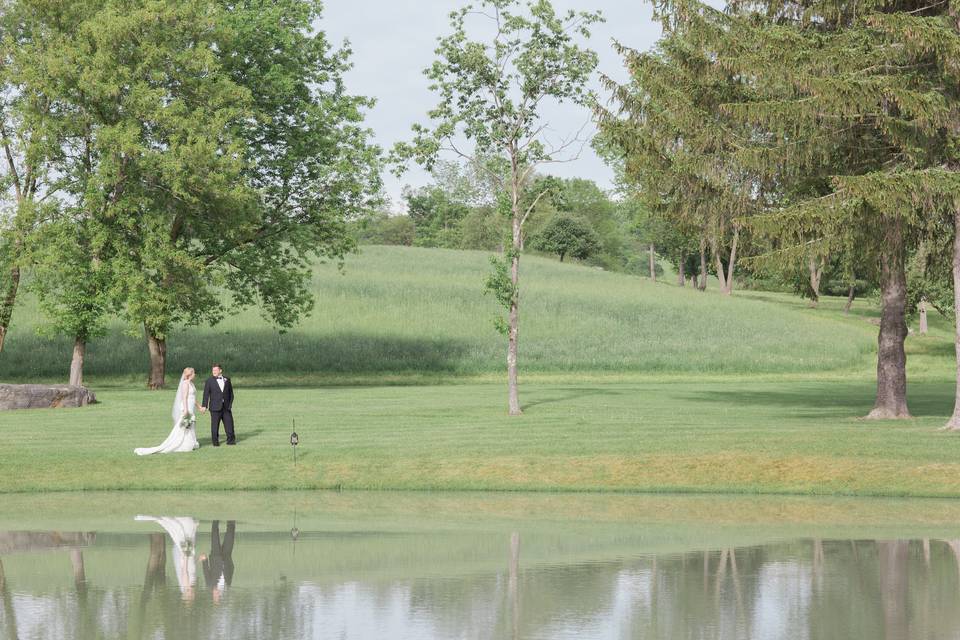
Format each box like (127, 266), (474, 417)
(202, 376), (234, 412)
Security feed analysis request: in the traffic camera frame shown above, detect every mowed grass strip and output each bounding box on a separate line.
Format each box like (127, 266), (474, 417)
(0, 245), (878, 382)
(4, 380), (960, 496)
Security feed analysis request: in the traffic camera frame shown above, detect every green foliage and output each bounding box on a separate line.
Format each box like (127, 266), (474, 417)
(392, 0), (603, 175)
(459, 207), (504, 251)
(357, 212), (417, 247)
(3, 0), (379, 382)
(484, 251), (517, 336)
(907, 233), (955, 320)
(529, 213), (600, 262)
(25, 219), (113, 343)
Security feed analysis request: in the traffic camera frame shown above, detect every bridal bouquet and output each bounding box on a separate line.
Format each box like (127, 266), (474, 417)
(179, 414), (196, 430)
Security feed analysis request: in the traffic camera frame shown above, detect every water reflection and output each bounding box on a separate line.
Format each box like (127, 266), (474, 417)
(4, 507), (960, 639)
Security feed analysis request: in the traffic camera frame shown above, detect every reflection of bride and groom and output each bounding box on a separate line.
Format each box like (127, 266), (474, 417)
(136, 516), (235, 602)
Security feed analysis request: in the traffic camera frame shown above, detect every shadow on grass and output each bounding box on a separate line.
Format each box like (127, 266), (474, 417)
(0, 331), (477, 380)
(522, 386), (627, 410)
(676, 382), (954, 418)
(233, 428), (265, 445)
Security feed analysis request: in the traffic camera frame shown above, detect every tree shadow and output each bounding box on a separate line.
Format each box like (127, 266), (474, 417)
(522, 386), (626, 410)
(675, 382), (954, 418)
(0, 331), (476, 380)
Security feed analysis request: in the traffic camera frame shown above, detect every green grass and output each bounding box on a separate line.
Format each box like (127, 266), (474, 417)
(2, 245), (959, 497)
(0, 245), (880, 382)
(5, 378), (960, 496)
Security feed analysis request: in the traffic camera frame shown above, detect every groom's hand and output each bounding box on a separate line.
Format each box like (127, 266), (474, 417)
(200, 407), (207, 413)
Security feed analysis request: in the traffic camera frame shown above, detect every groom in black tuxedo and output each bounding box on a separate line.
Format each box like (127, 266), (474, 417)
(201, 363), (236, 446)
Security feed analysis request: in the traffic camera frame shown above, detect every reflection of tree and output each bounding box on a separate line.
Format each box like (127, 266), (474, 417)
(15, 530), (960, 638)
(509, 532), (519, 640)
(878, 541), (910, 640)
(129, 533), (167, 639)
(0, 557), (18, 640)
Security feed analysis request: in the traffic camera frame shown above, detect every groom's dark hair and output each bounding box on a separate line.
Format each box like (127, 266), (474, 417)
(212, 363), (223, 369)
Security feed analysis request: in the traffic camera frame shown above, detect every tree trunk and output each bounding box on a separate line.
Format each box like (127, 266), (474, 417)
(508, 208), (521, 416)
(146, 327), (166, 390)
(945, 207), (960, 429)
(723, 226), (740, 296)
(712, 235), (727, 293)
(844, 284), (856, 314)
(698, 238), (707, 291)
(69, 337), (86, 387)
(0, 264), (20, 355)
(648, 243), (656, 282)
(678, 251), (686, 286)
(867, 226), (910, 419)
(919, 299), (928, 336)
(808, 255), (823, 308)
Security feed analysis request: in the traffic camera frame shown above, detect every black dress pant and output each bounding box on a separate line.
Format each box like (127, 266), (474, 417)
(210, 408), (235, 445)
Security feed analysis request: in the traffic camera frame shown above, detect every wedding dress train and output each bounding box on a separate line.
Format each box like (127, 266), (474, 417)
(134, 379), (200, 455)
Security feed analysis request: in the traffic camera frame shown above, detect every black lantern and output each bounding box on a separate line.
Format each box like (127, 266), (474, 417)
(290, 419), (299, 465)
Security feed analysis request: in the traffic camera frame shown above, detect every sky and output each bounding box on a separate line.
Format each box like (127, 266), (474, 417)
(322, 1), (664, 211)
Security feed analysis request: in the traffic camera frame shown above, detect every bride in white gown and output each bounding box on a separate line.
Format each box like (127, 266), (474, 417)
(135, 367), (201, 456)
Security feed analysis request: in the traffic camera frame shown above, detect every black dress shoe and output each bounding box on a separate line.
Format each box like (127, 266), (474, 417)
(212, 442), (220, 447)
(226, 441), (236, 446)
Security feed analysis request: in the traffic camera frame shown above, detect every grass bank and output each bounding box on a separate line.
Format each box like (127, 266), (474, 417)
(4, 379), (960, 496)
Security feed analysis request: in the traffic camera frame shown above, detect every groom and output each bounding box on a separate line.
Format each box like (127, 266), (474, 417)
(201, 363), (236, 446)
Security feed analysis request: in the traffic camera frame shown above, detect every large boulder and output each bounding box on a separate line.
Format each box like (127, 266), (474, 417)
(0, 384), (96, 410)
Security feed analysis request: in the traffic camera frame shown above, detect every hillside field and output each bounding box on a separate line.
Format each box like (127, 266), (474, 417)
(0, 245), (890, 383)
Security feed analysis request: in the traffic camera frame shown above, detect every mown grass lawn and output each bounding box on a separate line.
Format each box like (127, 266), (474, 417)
(4, 377), (960, 496)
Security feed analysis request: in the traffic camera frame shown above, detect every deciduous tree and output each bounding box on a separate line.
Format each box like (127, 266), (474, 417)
(395, 0), (602, 415)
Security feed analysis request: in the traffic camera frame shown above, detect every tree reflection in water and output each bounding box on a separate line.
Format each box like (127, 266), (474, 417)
(4, 530), (960, 639)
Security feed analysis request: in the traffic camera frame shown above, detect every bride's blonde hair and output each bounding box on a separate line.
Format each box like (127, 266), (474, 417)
(182, 367), (195, 381)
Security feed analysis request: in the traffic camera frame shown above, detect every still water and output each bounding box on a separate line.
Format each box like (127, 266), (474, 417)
(2, 491), (960, 639)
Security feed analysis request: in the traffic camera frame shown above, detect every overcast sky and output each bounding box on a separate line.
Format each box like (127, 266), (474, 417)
(322, 1), (663, 211)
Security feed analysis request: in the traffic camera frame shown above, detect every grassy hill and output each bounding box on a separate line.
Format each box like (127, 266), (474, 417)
(0, 245), (881, 383)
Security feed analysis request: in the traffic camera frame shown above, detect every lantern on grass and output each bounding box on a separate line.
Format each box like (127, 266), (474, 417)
(290, 419), (299, 466)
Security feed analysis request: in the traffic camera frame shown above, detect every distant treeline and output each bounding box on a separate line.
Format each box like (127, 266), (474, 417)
(357, 161), (662, 277)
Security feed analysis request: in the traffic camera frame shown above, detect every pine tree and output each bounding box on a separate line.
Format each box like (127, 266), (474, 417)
(604, 0), (960, 419)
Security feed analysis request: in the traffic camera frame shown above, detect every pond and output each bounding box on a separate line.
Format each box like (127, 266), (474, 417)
(2, 491), (960, 639)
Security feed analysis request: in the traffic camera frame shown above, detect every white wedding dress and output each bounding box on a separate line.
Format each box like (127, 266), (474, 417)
(134, 379), (200, 455)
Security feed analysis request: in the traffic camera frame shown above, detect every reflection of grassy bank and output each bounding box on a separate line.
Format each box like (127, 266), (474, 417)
(5, 492), (960, 589)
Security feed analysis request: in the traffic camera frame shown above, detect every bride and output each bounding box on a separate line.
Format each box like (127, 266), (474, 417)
(135, 367), (202, 456)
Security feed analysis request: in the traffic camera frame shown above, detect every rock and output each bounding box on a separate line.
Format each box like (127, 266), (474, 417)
(0, 384), (96, 410)
(0, 531), (96, 554)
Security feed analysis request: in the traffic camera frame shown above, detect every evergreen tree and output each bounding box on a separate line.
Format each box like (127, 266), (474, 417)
(604, 0), (960, 419)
